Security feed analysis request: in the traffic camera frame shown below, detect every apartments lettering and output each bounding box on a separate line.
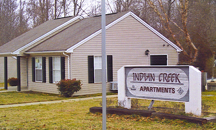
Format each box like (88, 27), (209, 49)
(132, 73), (183, 94)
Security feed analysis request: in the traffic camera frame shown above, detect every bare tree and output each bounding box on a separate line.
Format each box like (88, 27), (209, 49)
(147, 0), (198, 63)
(18, 0), (29, 34)
(0, 0), (28, 46)
(62, 0), (66, 17)
(114, 0), (138, 12)
(71, 0), (85, 16)
(53, 0), (85, 17)
(27, 0), (52, 27)
(87, 1), (101, 16)
(54, 0), (66, 18)
(38, 0), (50, 23)
(188, 0), (216, 74)
(0, 0), (19, 46)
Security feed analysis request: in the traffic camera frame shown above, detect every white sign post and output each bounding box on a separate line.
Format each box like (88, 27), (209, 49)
(118, 65), (201, 116)
(101, 0), (106, 129)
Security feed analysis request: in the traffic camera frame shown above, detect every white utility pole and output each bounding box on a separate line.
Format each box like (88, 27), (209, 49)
(101, 0), (106, 129)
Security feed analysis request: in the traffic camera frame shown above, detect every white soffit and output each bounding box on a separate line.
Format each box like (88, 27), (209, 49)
(66, 12), (182, 53)
(12, 16), (82, 55)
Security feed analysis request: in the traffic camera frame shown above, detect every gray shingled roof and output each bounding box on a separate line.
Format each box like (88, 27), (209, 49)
(0, 16), (75, 54)
(0, 11), (182, 54)
(27, 12), (128, 52)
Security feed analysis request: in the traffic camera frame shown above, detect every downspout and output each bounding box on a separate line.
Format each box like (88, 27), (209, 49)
(177, 52), (180, 65)
(63, 52), (70, 79)
(26, 56), (28, 89)
(12, 56), (17, 60)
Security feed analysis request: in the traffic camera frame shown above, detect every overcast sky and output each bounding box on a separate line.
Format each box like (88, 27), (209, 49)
(18, 0), (116, 18)
(81, 0), (116, 14)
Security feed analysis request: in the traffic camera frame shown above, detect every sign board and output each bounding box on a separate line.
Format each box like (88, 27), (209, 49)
(118, 65), (202, 116)
(125, 66), (189, 102)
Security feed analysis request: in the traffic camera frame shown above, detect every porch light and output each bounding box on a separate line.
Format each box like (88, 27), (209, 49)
(145, 49), (150, 56)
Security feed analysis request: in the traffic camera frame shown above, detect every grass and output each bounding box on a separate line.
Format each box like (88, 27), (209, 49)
(0, 91), (215, 129)
(0, 88), (5, 91)
(0, 98), (215, 129)
(0, 83), (3, 87)
(0, 83), (6, 91)
(0, 91), (116, 105)
(0, 83), (4, 91)
(106, 92), (216, 118)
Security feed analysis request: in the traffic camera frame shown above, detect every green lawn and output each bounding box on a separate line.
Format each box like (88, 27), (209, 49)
(0, 83), (4, 87)
(0, 97), (215, 129)
(0, 83), (5, 91)
(0, 91), (66, 105)
(0, 91), (215, 129)
(0, 91), (116, 105)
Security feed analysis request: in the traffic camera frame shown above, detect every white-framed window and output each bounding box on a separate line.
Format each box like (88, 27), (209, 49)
(52, 56), (61, 83)
(35, 57), (42, 82)
(94, 56), (102, 83)
(88, 55), (113, 83)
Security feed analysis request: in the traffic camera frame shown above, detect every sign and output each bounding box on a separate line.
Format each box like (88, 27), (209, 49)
(125, 66), (189, 102)
(118, 65), (201, 116)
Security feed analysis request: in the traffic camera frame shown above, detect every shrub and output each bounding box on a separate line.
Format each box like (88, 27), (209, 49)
(57, 79), (82, 97)
(7, 77), (18, 86)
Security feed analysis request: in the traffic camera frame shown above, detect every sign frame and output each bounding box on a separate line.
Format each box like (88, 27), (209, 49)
(118, 65), (201, 116)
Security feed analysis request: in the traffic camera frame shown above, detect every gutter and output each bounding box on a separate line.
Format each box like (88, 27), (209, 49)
(24, 51), (65, 54)
(0, 52), (17, 57)
(63, 52), (71, 79)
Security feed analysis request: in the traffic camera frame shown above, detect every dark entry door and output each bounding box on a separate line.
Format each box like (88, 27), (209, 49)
(150, 55), (167, 65)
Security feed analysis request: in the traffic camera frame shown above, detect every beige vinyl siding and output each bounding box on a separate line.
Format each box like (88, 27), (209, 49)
(71, 16), (178, 95)
(0, 57), (17, 83)
(28, 56), (68, 94)
(20, 57), (27, 88)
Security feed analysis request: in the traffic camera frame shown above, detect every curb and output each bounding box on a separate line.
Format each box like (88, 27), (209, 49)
(89, 107), (216, 124)
(152, 112), (207, 124)
(90, 107), (155, 117)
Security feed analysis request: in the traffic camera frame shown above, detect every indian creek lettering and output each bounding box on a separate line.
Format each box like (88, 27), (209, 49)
(132, 73), (181, 83)
(132, 73), (182, 94)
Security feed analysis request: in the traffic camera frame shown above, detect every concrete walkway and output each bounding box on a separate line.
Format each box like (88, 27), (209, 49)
(0, 95), (118, 108)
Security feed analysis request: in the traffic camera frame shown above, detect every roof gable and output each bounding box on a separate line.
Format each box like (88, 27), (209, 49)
(26, 12), (129, 53)
(129, 12), (182, 52)
(65, 12), (182, 53)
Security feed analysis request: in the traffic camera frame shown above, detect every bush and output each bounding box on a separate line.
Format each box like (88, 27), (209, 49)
(7, 77), (18, 86)
(57, 79), (82, 97)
